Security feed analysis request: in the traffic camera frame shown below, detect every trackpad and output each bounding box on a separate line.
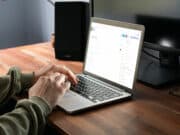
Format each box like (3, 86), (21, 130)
(58, 90), (94, 113)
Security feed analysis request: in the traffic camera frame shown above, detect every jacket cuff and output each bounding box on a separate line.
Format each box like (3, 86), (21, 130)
(21, 72), (34, 90)
(30, 96), (52, 116)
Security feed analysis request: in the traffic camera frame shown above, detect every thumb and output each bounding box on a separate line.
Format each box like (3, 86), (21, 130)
(56, 81), (71, 104)
(62, 81), (71, 92)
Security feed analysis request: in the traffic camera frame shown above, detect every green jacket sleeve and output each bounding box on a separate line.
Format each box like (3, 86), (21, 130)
(0, 67), (34, 106)
(0, 96), (52, 135)
(0, 67), (52, 135)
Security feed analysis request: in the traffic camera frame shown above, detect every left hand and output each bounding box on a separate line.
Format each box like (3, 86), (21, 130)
(29, 72), (71, 108)
(34, 64), (78, 85)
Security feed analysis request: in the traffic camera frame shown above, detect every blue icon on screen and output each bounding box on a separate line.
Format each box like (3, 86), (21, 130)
(122, 34), (128, 38)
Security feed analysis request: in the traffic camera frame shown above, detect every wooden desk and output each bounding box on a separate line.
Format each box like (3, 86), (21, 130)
(0, 42), (180, 135)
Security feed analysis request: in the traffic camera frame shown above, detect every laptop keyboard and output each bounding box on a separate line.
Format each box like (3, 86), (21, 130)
(71, 76), (123, 103)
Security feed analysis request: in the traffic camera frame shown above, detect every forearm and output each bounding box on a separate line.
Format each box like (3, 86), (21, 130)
(0, 97), (51, 135)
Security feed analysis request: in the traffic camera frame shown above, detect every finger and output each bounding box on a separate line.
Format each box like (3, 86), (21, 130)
(56, 81), (70, 103)
(46, 71), (53, 76)
(54, 66), (78, 84)
(61, 81), (71, 92)
(49, 72), (60, 82)
(55, 74), (67, 86)
(38, 64), (54, 76)
(43, 64), (54, 73)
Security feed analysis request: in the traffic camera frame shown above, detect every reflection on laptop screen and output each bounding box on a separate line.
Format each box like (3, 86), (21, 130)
(84, 22), (142, 89)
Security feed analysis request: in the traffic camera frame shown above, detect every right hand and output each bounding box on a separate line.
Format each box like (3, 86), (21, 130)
(29, 72), (71, 109)
(34, 64), (78, 85)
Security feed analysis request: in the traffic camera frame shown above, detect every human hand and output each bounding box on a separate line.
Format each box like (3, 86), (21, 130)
(34, 64), (78, 85)
(29, 72), (70, 108)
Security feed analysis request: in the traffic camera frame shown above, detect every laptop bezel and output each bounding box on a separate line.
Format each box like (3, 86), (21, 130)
(83, 17), (145, 93)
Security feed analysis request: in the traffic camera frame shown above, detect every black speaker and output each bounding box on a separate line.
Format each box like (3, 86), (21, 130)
(55, 1), (90, 61)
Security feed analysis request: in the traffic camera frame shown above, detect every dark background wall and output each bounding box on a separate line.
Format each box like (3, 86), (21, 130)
(0, 0), (54, 49)
(0, 0), (26, 48)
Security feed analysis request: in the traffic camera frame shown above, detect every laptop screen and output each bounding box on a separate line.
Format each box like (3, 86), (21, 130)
(84, 21), (142, 89)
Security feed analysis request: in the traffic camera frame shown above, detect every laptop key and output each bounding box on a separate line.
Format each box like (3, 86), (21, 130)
(71, 76), (123, 103)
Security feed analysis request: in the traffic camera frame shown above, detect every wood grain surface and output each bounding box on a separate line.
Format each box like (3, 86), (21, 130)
(0, 42), (179, 135)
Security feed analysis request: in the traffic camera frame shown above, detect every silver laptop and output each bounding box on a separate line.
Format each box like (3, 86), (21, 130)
(58, 17), (145, 114)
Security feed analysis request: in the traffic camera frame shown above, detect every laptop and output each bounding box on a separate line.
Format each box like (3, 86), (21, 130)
(58, 17), (145, 114)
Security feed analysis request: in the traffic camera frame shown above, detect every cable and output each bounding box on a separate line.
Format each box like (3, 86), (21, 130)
(142, 48), (160, 60)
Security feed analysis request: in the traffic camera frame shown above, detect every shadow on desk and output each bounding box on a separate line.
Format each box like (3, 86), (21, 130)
(44, 123), (63, 135)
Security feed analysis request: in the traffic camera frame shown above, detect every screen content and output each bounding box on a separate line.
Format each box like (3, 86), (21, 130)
(84, 22), (142, 89)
